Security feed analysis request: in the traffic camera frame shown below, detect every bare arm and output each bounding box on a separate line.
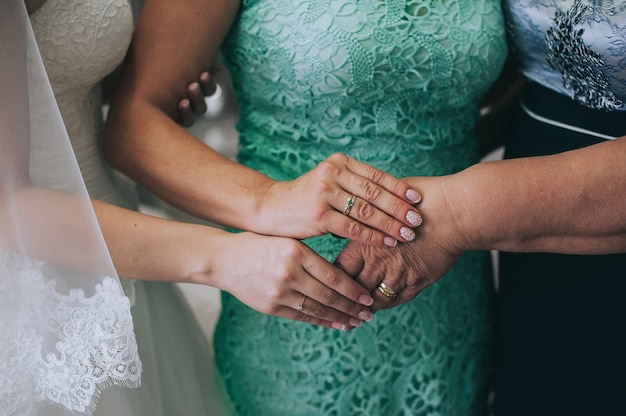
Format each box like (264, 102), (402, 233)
(103, 0), (422, 247)
(436, 135), (626, 254)
(93, 200), (373, 330)
(336, 135), (626, 312)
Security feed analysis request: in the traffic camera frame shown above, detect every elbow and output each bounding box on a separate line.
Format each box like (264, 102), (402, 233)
(102, 119), (131, 175)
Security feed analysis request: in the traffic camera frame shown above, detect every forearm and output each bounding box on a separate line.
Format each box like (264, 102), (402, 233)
(412, 136), (626, 254)
(103, 0), (274, 231)
(92, 199), (227, 284)
(105, 103), (275, 231)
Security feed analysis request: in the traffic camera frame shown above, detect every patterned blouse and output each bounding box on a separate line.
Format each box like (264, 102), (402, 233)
(503, 0), (626, 111)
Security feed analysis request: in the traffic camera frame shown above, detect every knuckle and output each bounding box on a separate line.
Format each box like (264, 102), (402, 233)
(324, 269), (340, 287)
(273, 267), (294, 286)
(322, 289), (338, 306)
(311, 305), (327, 318)
(315, 159), (341, 178)
(356, 200), (376, 221)
(383, 216), (398, 234)
(367, 165), (385, 184)
(282, 240), (303, 260)
(299, 313), (314, 323)
(266, 303), (281, 316)
(268, 284), (287, 301)
(328, 152), (348, 165)
(345, 220), (365, 239)
(362, 181), (383, 203)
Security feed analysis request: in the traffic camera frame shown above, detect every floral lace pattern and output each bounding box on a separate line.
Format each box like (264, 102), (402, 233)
(214, 0), (506, 414)
(0, 251), (140, 415)
(504, 0), (626, 111)
(30, 0), (138, 209)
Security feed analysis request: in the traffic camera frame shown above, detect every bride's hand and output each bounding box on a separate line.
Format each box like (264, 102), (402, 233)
(199, 231), (375, 330)
(259, 153), (423, 248)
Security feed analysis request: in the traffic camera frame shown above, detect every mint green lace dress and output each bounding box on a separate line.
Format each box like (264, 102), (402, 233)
(214, 0), (507, 414)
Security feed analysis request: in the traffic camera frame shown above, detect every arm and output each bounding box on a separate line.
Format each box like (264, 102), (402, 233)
(93, 200), (373, 330)
(103, 0), (422, 248)
(336, 136), (626, 311)
(439, 135), (626, 254)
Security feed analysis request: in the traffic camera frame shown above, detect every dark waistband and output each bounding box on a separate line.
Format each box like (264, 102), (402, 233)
(521, 82), (626, 139)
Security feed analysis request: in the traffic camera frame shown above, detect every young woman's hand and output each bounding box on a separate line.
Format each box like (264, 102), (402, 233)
(196, 231), (376, 330)
(258, 153), (423, 248)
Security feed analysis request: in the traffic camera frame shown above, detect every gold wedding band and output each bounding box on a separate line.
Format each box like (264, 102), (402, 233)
(377, 281), (398, 298)
(343, 195), (356, 216)
(297, 295), (306, 312)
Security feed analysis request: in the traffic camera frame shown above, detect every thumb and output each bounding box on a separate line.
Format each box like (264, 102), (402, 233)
(333, 242), (365, 278)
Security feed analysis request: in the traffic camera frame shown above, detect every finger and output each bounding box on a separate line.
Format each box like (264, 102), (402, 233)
(274, 306), (362, 331)
(338, 153), (422, 204)
(334, 169), (423, 231)
(333, 242), (366, 279)
(198, 71), (218, 97)
(302, 250), (374, 308)
(186, 82), (208, 115)
(290, 294), (366, 330)
(328, 195), (418, 246)
(177, 98), (194, 127)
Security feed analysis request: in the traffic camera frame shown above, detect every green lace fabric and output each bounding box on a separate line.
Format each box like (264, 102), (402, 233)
(214, 0), (507, 413)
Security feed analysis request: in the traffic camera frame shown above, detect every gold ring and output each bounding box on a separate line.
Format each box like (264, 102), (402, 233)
(343, 195), (356, 216)
(297, 295), (306, 312)
(377, 281), (398, 298)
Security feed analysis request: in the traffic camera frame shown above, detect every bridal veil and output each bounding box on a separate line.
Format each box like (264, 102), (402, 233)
(0, 1), (141, 414)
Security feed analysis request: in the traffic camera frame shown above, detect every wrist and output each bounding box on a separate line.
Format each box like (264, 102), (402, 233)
(405, 174), (474, 254)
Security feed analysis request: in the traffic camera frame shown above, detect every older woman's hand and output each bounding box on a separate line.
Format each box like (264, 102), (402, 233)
(333, 175), (464, 311)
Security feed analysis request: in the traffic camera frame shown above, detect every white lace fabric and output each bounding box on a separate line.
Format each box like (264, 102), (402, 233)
(0, 1), (141, 415)
(0, 253), (140, 416)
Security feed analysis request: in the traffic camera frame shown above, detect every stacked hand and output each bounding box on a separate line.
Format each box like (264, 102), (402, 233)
(197, 231), (375, 330)
(258, 153), (423, 247)
(334, 176), (464, 312)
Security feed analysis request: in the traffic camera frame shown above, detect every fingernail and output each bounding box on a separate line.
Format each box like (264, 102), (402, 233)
(406, 189), (421, 203)
(332, 322), (347, 331)
(349, 318), (363, 327)
(406, 210), (422, 227)
(383, 236), (398, 247)
(358, 310), (373, 321)
(358, 295), (374, 306)
(400, 226), (416, 242)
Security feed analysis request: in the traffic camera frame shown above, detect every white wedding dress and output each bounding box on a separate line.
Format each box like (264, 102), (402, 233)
(29, 0), (233, 414)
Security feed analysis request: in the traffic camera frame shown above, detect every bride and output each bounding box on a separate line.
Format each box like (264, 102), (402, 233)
(1, 0), (386, 414)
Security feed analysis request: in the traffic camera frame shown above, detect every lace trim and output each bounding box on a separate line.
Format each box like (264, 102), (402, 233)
(0, 251), (141, 415)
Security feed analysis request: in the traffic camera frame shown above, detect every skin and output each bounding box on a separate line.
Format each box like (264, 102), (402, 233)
(7, 0), (376, 329)
(335, 136), (626, 311)
(103, 0), (424, 250)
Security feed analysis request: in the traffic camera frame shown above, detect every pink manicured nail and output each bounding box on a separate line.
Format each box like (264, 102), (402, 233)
(349, 318), (363, 327)
(384, 236), (398, 247)
(358, 295), (374, 306)
(406, 210), (422, 227)
(358, 310), (373, 321)
(400, 227), (416, 241)
(332, 322), (347, 331)
(406, 189), (421, 203)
